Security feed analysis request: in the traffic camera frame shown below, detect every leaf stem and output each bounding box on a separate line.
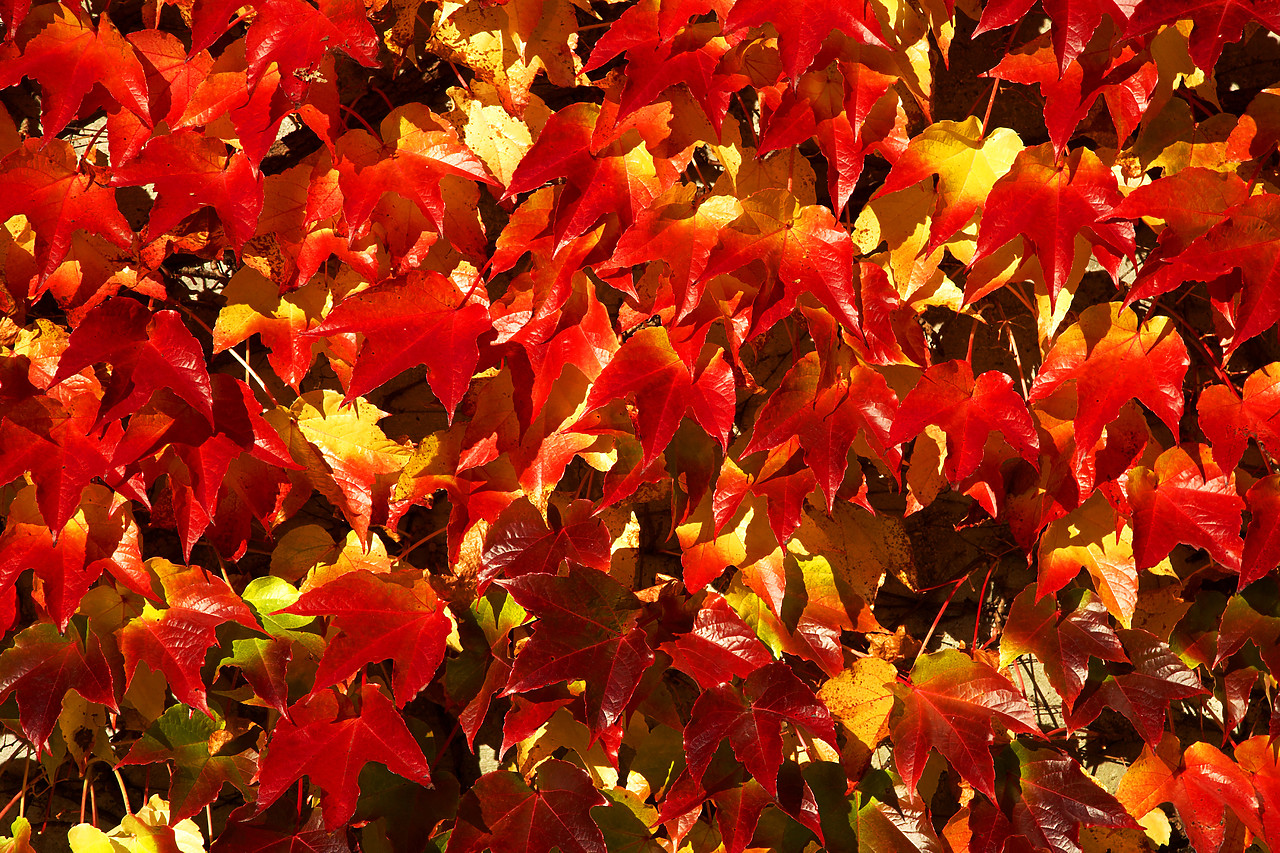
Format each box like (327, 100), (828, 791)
(113, 767), (133, 814)
(918, 574), (968, 653)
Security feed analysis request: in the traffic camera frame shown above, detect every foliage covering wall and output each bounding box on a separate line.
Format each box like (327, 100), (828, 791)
(2, 0), (1280, 850)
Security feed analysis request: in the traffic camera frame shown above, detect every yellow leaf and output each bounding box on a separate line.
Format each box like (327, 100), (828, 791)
(1038, 493), (1138, 627)
(818, 657), (896, 776)
(429, 0), (583, 116)
(265, 391), (412, 546)
(445, 81), (550, 187)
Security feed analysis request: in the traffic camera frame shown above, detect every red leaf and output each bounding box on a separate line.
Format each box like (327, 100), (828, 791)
(1243, 474), (1280, 588)
(723, 0), (885, 79)
(577, 326), (735, 466)
(1116, 734), (1262, 853)
(0, 6), (148, 137)
(889, 359), (1038, 484)
(1068, 629), (1206, 745)
(1198, 363), (1280, 473)
(0, 138), (133, 281)
(245, 0), (378, 101)
(284, 570), (450, 707)
(699, 189), (861, 338)
(891, 649), (1040, 801)
(1029, 303), (1189, 492)
(445, 760), (606, 853)
(308, 271), (492, 418)
(1008, 742), (1140, 851)
(0, 621), (117, 750)
(52, 298), (214, 426)
(504, 101), (662, 253)
(256, 684), (432, 830)
(1125, 443), (1244, 573)
(1000, 586), (1126, 707)
(745, 351), (900, 509)
(1127, 0), (1280, 71)
(0, 484), (146, 631)
(977, 0), (1134, 75)
(111, 130), (264, 255)
(684, 661), (837, 796)
(973, 145), (1134, 307)
(478, 498), (612, 591)
(658, 592), (773, 690)
(499, 567), (653, 738)
(118, 560), (261, 714)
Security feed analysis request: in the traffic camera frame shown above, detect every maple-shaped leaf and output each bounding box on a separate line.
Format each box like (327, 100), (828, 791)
(745, 351), (900, 509)
(111, 130), (263, 255)
(1000, 586), (1127, 708)
(52, 298), (214, 426)
(891, 649), (1040, 801)
(0, 138), (132, 281)
(307, 272), (491, 418)
(758, 60), (904, 214)
(888, 360), (1038, 484)
(266, 391), (411, 546)
(1153, 194), (1280, 355)
(1127, 0), (1280, 71)
(972, 144), (1134, 307)
(1036, 493), (1142, 626)
(245, 0), (378, 101)
(336, 104), (496, 243)
(0, 621), (116, 750)
(1029, 303), (1189, 492)
(282, 570), (450, 707)
(256, 684), (432, 830)
(478, 498), (612, 591)
(684, 661), (837, 796)
(698, 188), (861, 337)
(723, 0), (885, 79)
(503, 101), (663, 253)
(875, 117), (1023, 254)
(1006, 741), (1140, 852)
(0, 5), (148, 137)
(499, 566), (653, 738)
(0, 393), (115, 543)
(658, 592), (773, 691)
(1238, 735), (1280, 851)
(121, 704), (256, 821)
(577, 326), (734, 466)
(603, 188), (743, 321)
(976, 0), (1134, 75)
(1116, 734), (1262, 853)
(1199, 363), (1280, 473)
(118, 559), (261, 714)
(1068, 629), (1206, 745)
(1126, 444), (1244, 573)
(0, 484), (147, 631)
(445, 760), (606, 853)
(1215, 576), (1280, 674)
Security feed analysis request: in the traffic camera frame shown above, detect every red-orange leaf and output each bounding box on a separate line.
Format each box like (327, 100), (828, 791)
(889, 360), (1038, 484)
(0, 138), (132, 281)
(0, 621), (117, 750)
(891, 650), (1040, 801)
(308, 271), (492, 419)
(283, 570), (451, 708)
(972, 144), (1134, 307)
(256, 684), (432, 830)
(1125, 444), (1244, 573)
